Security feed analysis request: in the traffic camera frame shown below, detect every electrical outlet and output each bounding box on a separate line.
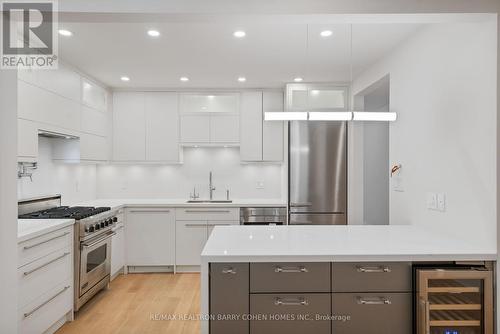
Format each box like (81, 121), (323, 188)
(256, 181), (264, 189)
(437, 193), (446, 212)
(427, 193), (437, 210)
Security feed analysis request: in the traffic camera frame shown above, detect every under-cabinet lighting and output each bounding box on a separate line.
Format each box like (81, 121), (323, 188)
(309, 112), (352, 121)
(264, 112), (308, 121)
(352, 112), (397, 121)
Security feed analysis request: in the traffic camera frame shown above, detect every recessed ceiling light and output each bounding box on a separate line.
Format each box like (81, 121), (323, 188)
(320, 30), (333, 37)
(147, 30), (160, 37)
(58, 29), (72, 37)
(120, 76), (130, 82)
(233, 30), (246, 38)
(294, 77), (303, 82)
(180, 77), (189, 82)
(237, 77), (246, 82)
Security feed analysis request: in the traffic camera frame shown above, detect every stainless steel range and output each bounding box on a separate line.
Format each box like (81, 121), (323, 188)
(18, 195), (117, 311)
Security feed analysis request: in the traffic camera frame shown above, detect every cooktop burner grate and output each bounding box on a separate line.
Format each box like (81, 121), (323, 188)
(18, 206), (111, 220)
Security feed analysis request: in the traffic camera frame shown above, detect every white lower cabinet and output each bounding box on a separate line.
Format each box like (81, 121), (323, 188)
(125, 208), (175, 266)
(17, 226), (74, 334)
(175, 220), (209, 266)
(111, 224), (125, 277)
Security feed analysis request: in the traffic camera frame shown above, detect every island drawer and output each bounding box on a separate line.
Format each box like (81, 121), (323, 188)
(210, 263), (249, 334)
(175, 207), (239, 221)
(331, 292), (412, 334)
(250, 262), (331, 293)
(332, 262), (411, 292)
(250, 293), (331, 334)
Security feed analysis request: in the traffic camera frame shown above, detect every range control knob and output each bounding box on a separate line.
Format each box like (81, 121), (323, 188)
(100, 221), (105, 228)
(107, 219), (113, 225)
(95, 223), (100, 230)
(88, 225), (94, 232)
(112, 217), (118, 223)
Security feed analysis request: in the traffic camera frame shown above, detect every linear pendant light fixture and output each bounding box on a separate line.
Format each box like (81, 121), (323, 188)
(264, 111), (397, 122)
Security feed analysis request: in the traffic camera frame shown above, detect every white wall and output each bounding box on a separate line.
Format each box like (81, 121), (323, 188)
(17, 137), (97, 205)
(0, 70), (18, 333)
(97, 147), (283, 200)
(352, 21), (497, 246)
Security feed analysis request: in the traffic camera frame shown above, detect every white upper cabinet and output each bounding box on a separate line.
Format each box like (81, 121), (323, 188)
(179, 93), (240, 145)
(240, 91), (263, 161)
(112, 92), (181, 163)
(240, 90), (284, 162)
(81, 106), (108, 137)
(262, 91), (284, 161)
(286, 84), (349, 111)
(18, 119), (38, 162)
(82, 79), (107, 112)
(113, 92), (146, 161)
(144, 92), (179, 162)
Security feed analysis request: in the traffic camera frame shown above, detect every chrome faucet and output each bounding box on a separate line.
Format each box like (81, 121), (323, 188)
(209, 171), (216, 200)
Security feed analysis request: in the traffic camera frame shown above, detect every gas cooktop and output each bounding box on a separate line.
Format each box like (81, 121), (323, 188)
(18, 206), (111, 220)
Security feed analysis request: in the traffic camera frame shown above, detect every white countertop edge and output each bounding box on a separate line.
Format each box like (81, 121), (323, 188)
(18, 219), (75, 243)
(201, 253), (497, 263)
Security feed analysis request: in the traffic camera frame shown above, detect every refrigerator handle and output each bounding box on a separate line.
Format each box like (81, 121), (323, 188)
(289, 202), (312, 207)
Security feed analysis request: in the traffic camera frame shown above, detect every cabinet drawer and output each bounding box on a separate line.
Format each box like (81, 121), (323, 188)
(18, 247), (72, 309)
(331, 292), (412, 334)
(250, 293), (331, 334)
(210, 263), (249, 334)
(18, 280), (72, 334)
(175, 207), (239, 221)
(250, 262), (330, 293)
(332, 262), (411, 292)
(18, 227), (73, 268)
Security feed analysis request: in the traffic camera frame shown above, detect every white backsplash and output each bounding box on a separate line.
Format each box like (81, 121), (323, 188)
(17, 137), (97, 205)
(97, 147), (284, 200)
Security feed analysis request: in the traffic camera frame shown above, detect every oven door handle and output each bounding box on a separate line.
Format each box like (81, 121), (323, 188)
(82, 232), (115, 248)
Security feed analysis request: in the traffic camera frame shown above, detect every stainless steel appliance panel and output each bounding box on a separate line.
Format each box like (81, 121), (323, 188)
(289, 121), (347, 215)
(289, 213), (345, 225)
(79, 232), (113, 296)
(240, 207), (287, 225)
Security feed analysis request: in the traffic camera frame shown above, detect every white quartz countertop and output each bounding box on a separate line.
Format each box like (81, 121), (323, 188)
(18, 219), (74, 243)
(74, 199), (286, 211)
(201, 225), (497, 262)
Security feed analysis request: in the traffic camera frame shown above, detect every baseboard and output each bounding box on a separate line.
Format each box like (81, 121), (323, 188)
(43, 311), (72, 334)
(175, 265), (201, 273)
(126, 265), (174, 273)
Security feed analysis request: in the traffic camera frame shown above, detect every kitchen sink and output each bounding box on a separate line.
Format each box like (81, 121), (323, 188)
(186, 200), (233, 203)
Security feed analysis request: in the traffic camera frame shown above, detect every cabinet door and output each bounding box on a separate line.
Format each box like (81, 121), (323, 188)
(240, 91), (263, 161)
(82, 79), (107, 111)
(180, 93), (239, 114)
(110, 224), (125, 276)
(81, 106), (107, 137)
(175, 220), (207, 266)
(286, 84), (348, 111)
(262, 91), (284, 161)
(210, 263), (249, 334)
(80, 133), (108, 161)
(18, 119), (38, 160)
(125, 209), (175, 266)
(145, 92), (179, 162)
(210, 115), (239, 143)
(180, 115), (210, 143)
(112, 92), (146, 161)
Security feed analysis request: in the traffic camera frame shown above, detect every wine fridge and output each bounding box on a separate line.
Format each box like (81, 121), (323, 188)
(416, 265), (493, 334)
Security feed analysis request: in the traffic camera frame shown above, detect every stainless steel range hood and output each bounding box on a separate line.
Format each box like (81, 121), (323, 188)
(38, 129), (79, 140)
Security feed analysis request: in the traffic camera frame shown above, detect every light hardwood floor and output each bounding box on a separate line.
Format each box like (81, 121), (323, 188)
(57, 273), (200, 334)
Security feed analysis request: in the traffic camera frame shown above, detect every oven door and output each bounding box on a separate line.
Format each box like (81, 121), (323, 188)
(79, 232), (113, 296)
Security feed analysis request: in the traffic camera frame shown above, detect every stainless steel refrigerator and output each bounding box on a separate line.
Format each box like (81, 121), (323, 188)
(289, 121), (347, 225)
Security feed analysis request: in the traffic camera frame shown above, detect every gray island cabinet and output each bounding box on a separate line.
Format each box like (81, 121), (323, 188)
(209, 261), (412, 334)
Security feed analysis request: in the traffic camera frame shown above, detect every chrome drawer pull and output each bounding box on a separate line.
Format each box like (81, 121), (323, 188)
(185, 223), (207, 227)
(129, 210), (171, 213)
(23, 252), (70, 276)
(23, 232), (70, 250)
(356, 266), (391, 273)
(275, 297), (308, 306)
(222, 268), (237, 274)
(274, 266), (308, 273)
(207, 223), (232, 226)
(357, 297), (392, 305)
(185, 210), (231, 213)
(24, 286), (70, 318)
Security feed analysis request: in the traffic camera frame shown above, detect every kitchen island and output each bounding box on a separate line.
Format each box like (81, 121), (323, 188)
(201, 225), (497, 334)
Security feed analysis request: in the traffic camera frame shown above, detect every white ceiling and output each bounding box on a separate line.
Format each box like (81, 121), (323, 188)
(58, 22), (423, 89)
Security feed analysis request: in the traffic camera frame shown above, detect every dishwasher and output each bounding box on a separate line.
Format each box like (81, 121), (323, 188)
(240, 207), (287, 225)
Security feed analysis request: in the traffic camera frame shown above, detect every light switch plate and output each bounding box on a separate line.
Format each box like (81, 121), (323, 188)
(427, 193), (438, 210)
(437, 193), (446, 212)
